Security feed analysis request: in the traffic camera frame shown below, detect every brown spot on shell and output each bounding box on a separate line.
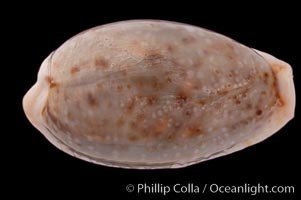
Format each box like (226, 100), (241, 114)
(147, 96), (157, 105)
(116, 116), (125, 127)
(183, 124), (202, 137)
(117, 85), (123, 92)
(85, 134), (106, 142)
(264, 72), (269, 78)
(233, 95), (241, 104)
(166, 44), (174, 52)
(227, 54), (234, 60)
(152, 117), (169, 136)
(70, 66), (80, 74)
(263, 72), (269, 85)
(128, 134), (139, 141)
(235, 99), (241, 105)
(176, 91), (188, 105)
(126, 98), (135, 112)
(166, 133), (176, 141)
(242, 90), (248, 98)
(256, 109), (263, 116)
(50, 82), (58, 88)
(96, 83), (103, 89)
(166, 77), (172, 83)
(145, 52), (163, 60)
(214, 69), (221, 75)
(181, 36), (195, 44)
(45, 76), (58, 88)
(197, 100), (205, 106)
(95, 58), (108, 68)
(141, 120), (168, 140)
(87, 92), (98, 107)
(45, 76), (53, 84)
(217, 89), (229, 95)
(185, 110), (192, 117)
(144, 52), (164, 65)
(152, 79), (163, 89)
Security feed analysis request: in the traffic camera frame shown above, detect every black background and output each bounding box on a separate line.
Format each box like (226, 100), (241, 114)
(12, 2), (299, 199)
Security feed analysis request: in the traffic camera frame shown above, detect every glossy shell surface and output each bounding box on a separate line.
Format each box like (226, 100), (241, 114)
(23, 20), (295, 168)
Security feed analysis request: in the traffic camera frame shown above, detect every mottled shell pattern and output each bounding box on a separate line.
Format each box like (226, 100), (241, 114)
(23, 20), (295, 169)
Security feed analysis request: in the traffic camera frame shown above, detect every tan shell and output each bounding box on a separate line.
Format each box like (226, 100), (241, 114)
(23, 20), (295, 169)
